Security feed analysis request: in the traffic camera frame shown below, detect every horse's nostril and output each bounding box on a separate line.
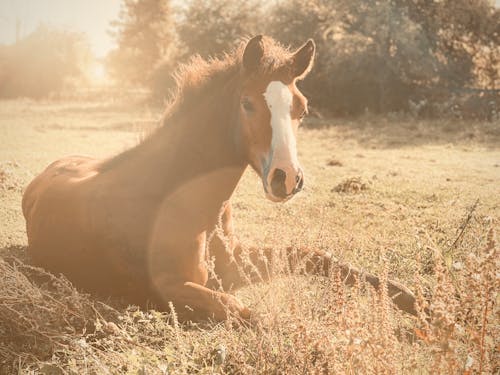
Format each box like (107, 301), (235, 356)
(270, 168), (287, 198)
(294, 173), (304, 193)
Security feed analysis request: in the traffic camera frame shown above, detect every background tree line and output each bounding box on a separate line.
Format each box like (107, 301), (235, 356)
(109, 0), (500, 119)
(1, 0), (498, 120)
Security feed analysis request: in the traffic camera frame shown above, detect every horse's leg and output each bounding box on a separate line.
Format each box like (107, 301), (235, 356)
(209, 204), (417, 315)
(282, 247), (418, 316)
(216, 243), (417, 315)
(206, 202), (274, 290)
(147, 212), (251, 322)
(205, 203), (250, 290)
(151, 277), (251, 321)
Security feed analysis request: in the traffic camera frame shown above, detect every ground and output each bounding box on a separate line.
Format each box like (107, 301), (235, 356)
(0, 97), (498, 374)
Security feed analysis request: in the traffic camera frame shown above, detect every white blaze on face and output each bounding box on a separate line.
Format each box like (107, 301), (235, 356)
(263, 81), (300, 195)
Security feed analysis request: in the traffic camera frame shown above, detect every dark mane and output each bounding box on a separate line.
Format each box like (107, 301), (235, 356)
(99, 36), (292, 171)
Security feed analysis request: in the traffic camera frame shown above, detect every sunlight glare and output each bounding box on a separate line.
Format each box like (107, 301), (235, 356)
(88, 61), (108, 84)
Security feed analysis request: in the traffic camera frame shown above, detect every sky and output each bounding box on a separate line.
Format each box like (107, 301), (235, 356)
(0, 0), (121, 57)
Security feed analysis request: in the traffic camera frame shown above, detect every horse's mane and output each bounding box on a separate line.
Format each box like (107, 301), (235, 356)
(99, 37), (292, 172)
(163, 36), (293, 122)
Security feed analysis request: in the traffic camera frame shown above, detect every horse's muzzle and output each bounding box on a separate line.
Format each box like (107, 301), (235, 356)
(265, 168), (303, 202)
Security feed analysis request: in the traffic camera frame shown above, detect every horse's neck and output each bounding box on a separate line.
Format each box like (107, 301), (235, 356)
(101, 84), (247, 207)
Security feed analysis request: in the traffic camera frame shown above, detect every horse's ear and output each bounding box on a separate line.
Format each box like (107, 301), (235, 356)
(242, 35), (265, 73)
(291, 39), (315, 79)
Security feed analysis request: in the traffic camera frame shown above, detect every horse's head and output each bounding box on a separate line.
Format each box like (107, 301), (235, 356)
(238, 35), (315, 202)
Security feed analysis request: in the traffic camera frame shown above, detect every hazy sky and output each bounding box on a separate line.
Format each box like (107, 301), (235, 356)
(0, 0), (121, 57)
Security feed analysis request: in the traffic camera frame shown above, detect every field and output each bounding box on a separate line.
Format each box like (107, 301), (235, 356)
(0, 97), (498, 374)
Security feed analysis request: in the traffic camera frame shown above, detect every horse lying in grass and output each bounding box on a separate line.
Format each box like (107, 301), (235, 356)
(22, 35), (417, 321)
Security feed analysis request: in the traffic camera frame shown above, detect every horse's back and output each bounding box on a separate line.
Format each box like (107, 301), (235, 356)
(22, 155), (97, 220)
(22, 155), (99, 269)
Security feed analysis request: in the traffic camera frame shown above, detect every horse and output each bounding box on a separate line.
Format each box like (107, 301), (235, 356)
(22, 35), (417, 321)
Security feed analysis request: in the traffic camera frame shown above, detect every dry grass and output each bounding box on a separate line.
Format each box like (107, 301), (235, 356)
(332, 176), (369, 194)
(0, 97), (498, 373)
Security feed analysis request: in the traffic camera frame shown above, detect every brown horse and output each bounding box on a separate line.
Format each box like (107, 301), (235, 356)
(22, 35), (417, 321)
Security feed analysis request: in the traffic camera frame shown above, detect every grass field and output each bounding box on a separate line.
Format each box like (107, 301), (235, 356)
(0, 97), (498, 373)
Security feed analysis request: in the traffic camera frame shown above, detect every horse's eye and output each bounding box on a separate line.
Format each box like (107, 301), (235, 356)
(241, 98), (254, 113)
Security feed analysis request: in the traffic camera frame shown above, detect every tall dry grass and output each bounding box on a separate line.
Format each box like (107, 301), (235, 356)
(0, 216), (497, 373)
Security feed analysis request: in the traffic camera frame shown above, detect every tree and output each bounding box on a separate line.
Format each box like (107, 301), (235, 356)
(107, 0), (175, 85)
(267, 0), (499, 116)
(177, 0), (261, 59)
(149, 0), (262, 101)
(397, 0), (499, 88)
(0, 25), (90, 98)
